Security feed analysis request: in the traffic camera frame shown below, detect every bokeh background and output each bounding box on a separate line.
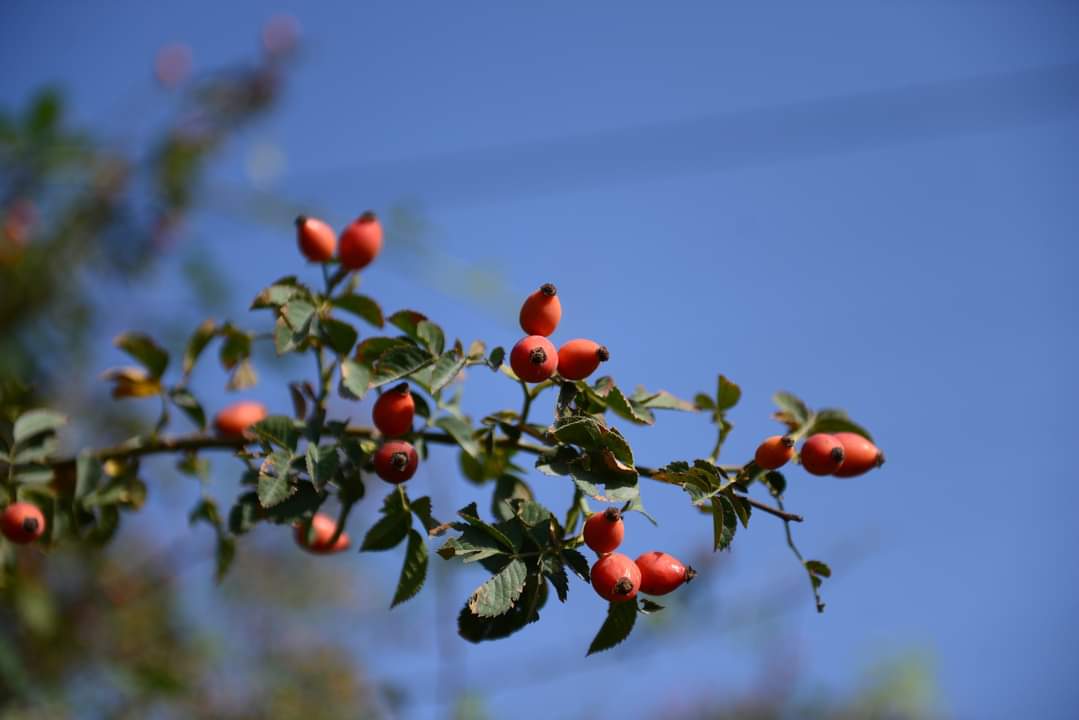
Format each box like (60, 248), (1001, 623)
(3, 2), (1078, 718)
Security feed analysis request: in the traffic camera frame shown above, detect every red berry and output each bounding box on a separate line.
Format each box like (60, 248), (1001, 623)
(338, 211), (383, 270)
(583, 507), (624, 555)
(295, 215), (336, 262)
(557, 339), (609, 381)
(294, 512), (350, 554)
(832, 432), (884, 477)
(801, 434), (846, 475)
(509, 335), (558, 383)
(214, 401), (267, 438)
(591, 553), (641, 603)
(374, 440), (418, 484)
(519, 283), (562, 336)
(754, 435), (795, 470)
(372, 382), (414, 437)
(1, 502), (46, 544)
(635, 551), (696, 595)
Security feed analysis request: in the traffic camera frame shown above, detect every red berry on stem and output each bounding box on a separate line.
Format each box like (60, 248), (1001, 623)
(295, 215), (336, 262)
(583, 507), (624, 555)
(1, 502), (46, 544)
(339, 211), (383, 270)
(214, 401), (267, 438)
(374, 440), (418, 484)
(509, 335), (558, 383)
(801, 433), (846, 475)
(557, 339), (609, 381)
(519, 283), (562, 336)
(294, 512), (350, 554)
(591, 552), (641, 603)
(832, 432), (885, 477)
(754, 435), (795, 470)
(372, 382), (415, 437)
(635, 551), (696, 595)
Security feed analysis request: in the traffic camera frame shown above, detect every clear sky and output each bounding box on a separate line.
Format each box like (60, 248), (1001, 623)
(3, 2), (1079, 718)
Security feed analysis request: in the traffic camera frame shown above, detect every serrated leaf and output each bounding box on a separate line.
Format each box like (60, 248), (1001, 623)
(332, 294), (384, 327)
(169, 388), (206, 429)
(183, 319), (217, 376)
(468, 559), (528, 617)
(229, 493), (261, 534)
(421, 351), (466, 394)
(338, 360), (371, 401)
(632, 387), (697, 413)
(732, 495), (752, 528)
(457, 575), (547, 643)
(492, 476), (534, 522)
(391, 530), (428, 607)
(361, 510), (411, 551)
(263, 482), (325, 524)
(305, 444), (340, 490)
(410, 496), (441, 533)
(370, 345), (435, 387)
(435, 416), (481, 460)
(257, 451), (295, 508)
(561, 548), (590, 582)
(543, 556), (569, 603)
(717, 375), (741, 411)
(250, 416), (299, 452)
(13, 410), (66, 446)
(603, 384), (655, 425)
(321, 317), (358, 355)
(114, 332), (169, 379)
(587, 599), (638, 655)
(773, 391), (810, 427)
(712, 494), (737, 551)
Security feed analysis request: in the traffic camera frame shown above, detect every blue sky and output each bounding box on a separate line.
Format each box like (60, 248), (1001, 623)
(4, 1), (1079, 718)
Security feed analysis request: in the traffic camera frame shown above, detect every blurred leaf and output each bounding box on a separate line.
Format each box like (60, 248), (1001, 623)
(250, 275), (305, 309)
(435, 416), (481, 460)
(305, 444), (339, 491)
(331, 293), (384, 327)
(806, 560), (832, 578)
(717, 375), (741, 411)
(169, 387), (206, 429)
(226, 359), (258, 391)
(250, 415), (299, 451)
(13, 409), (66, 446)
(492, 476), (533, 522)
(218, 326), (252, 370)
(321, 317), (358, 355)
(808, 409), (874, 441)
(339, 359), (371, 401)
(487, 346), (505, 370)
(257, 450), (295, 508)
(114, 332), (169, 379)
(416, 320), (445, 356)
(391, 530), (428, 607)
(587, 599), (637, 655)
(773, 390), (810, 427)
(102, 367), (162, 398)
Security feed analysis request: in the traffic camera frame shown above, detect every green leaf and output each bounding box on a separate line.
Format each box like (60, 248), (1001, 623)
(562, 548), (590, 582)
(305, 444), (339, 490)
(282, 298), (317, 333)
(421, 351), (467, 395)
(257, 451), (296, 508)
(361, 510), (411, 551)
(773, 390), (810, 427)
(438, 528), (507, 563)
(587, 599), (638, 655)
(717, 375), (742, 411)
(250, 416), (300, 452)
(435, 416), (481, 460)
(632, 387), (697, 413)
(603, 385), (655, 425)
(492, 476), (534, 522)
(331, 294), (384, 327)
(805, 560), (832, 578)
(732, 495), (752, 529)
(468, 559), (528, 618)
(391, 530), (428, 607)
(387, 310), (427, 339)
(457, 502), (518, 550)
(183, 319), (217, 376)
(226, 359), (258, 391)
(410, 496), (441, 533)
(370, 345), (435, 387)
(694, 393), (715, 411)
(114, 332), (169, 379)
(263, 482), (325, 524)
(228, 493), (261, 534)
(487, 346), (505, 370)
(808, 409), (874, 441)
(218, 327), (253, 370)
(169, 387), (206, 429)
(321, 317), (358, 355)
(638, 598), (665, 614)
(543, 556), (569, 602)
(75, 453), (104, 499)
(457, 575), (547, 643)
(338, 360), (371, 401)
(653, 459), (729, 506)
(761, 470), (787, 498)
(712, 494), (737, 551)
(215, 536), (236, 583)
(13, 410), (66, 446)
(416, 320), (445, 356)
(250, 276), (304, 309)
(14, 466), (54, 485)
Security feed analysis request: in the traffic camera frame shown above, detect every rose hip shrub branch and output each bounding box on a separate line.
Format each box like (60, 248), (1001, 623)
(0, 212), (885, 654)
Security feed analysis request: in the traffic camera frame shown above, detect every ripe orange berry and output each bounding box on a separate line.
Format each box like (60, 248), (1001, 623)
(1, 502), (46, 544)
(557, 339), (609, 381)
(591, 553), (641, 603)
(583, 507), (624, 555)
(754, 435), (795, 470)
(294, 512), (350, 554)
(372, 382), (415, 437)
(214, 401), (268, 438)
(374, 440), (418, 484)
(509, 335), (558, 383)
(338, 211), (382, 270)
(635, 551), (696, 595)
(295, 215), (336, 262)
(519, 283), (562, 336)
(800, 433), (846, 475)
(832, 432), (884, 477)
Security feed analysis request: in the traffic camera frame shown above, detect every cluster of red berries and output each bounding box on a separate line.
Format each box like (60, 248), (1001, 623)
(295, 212), (383, 270)
(510, 284), (610, 384)
(1, 502), (46, 545)
(754, 431), (884, 477)
(583, 507), (696, 603)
